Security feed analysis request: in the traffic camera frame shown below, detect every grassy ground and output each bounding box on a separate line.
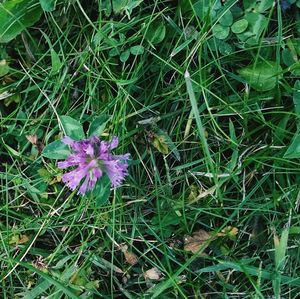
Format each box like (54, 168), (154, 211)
(1, 0), (300, 298)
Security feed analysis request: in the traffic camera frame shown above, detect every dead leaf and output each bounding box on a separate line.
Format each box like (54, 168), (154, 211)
(61, 226), (68, 232)
(26, 135), (38, 145)
(184, 229), (214, 254)
(217, 226), (239, 238)
(120, 244), (138, 265)
(124, 251), (138, 265)
(187, 184), (200, 202)
(9, 234), (30, 245)
(143, 267), (162, 280)
(26, 134), (44, 153)
(49, 175), (62, 185)
(187, 186), (217, 204)
(152, 135), (169, 155)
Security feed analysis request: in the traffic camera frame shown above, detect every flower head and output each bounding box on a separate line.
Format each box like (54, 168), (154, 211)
(58, 136), (129, 195)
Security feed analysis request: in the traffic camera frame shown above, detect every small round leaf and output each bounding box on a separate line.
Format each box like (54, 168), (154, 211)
(130, 45), (144, 56)
(120, 49), (130, 62)
(146, 22), (166, 44)
(212, 24), (230, 40)
(219, 10), (233, 27)
(231, 19), (248, 34)
(218, 41), (234, 55)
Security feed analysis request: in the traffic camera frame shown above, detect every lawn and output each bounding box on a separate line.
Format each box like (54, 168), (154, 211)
(1, 0), (300, 298)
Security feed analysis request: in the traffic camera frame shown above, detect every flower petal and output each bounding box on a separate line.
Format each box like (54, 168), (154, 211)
(110, 136), (119, 149)
(62, 136), (74, 146)
(103, 160), (128, 187)
(79, 176), (90, 195)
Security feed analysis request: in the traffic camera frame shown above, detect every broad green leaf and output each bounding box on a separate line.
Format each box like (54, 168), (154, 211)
(243, 0), (256, 10)
(51, 49), (61, 74)
(236, 30), (255, 42)
(284, 133), (300, 159)
(108, 47), (119, 57)
(120, 49), (130, 62)
(244, 12), (267, 43)
(238, 61), (282, 91)
(274, 228), (289, 270)
(0, 0), (43, 43)
(293, 80), (300, 116)
(212, 24), (229, 40)
(218, 41), (233, 55)
(39, 0), (57, 12)
(42, 140), (71, 159)
(290, 61), (300, 76)
(87, 114), (109, 137)
(100, 0), (112, 17)
(231, 19), (248, 34)
(287, 39), (299, 60)
(112, 0), (142, 16)
(273, 227), (289, 298)
(0, 59), (9, 76)
(193, 0), (212, 20)
(112, 0), (127, 14)
(255, 0), (273, 13)
(146, 22), (166, 44)
(92, 176), (111, 207)
(130, 45), (144, 55)
(282, 48), (296, 66)
(60, 115), (85, 140)
(219, 10), (233, 27)
(154, 129), (181, 160)
(40, 31), (62, 74)
(231, 5), (243, 19)
(207, 37), (221, 52)
(124, 0), (142, 18)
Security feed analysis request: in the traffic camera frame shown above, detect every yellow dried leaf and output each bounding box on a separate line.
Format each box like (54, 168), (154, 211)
(61, 226), (68, 232)
(187, 184), (199, 202)
(120, 244), (138, 265)
(18, 234), (29, 244)
(124, 250), (138, 265)
(0, 59), (9, 77)
(188, 186), (217, 204)
(217, 226), (239, 238)
(49, 176), (62, 185)
(143, 267), (162, 280)
(26, 135), (38, 145)
(9, 234), (29, 245)
(26, 135), (44, 153)
(184, 229), (213, 254)
(152, 135), (169, 155)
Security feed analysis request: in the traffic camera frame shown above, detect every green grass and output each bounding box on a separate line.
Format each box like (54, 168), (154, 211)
(1, 0), (300, 298)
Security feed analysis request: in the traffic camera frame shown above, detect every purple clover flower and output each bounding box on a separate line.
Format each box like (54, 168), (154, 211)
(57, 136), (129, 195)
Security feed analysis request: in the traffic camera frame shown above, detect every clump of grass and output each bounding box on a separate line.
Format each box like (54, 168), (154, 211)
(0, 0), (300, 298)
